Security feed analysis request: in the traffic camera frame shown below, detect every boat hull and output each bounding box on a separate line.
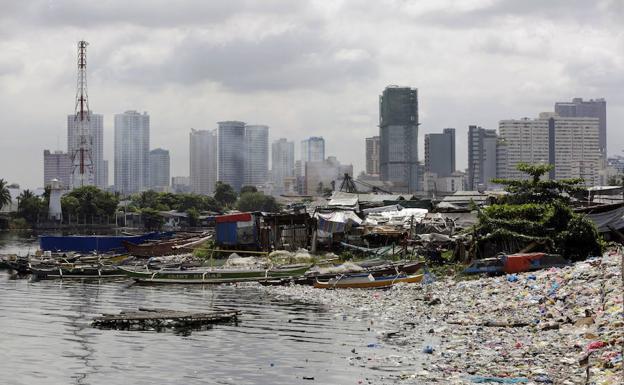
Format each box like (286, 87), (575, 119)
(314, 273), (423, 289)
(118, 264), (311, 284)
(39, 232), (174, 253)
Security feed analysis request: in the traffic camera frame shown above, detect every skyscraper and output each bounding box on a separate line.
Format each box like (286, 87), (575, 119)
(271, 138), (295, 193)
(301, 137), (325, 163)
(218, 121), (246, 192)
(467, 125), (498, 190)
(149, 148), (170, 190)
(43, 150), (71, 188)
(244, 125), (269, 187)
(555, 98), (606, 154)
(189, 129), (217, 195)
(67, 112), (106, 188)
(424, 128), (455, 177)
(114, 111), (150, 195)
(365, 136), (380, 176)
(379, 86), (419, 192)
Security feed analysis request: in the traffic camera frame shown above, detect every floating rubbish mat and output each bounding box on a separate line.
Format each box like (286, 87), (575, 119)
(92, 307), (240, 334)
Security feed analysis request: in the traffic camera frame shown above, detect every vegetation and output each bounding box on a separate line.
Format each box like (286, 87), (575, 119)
(0, 179), (11, 210)
(473, 163), (603, 261)
(141, 207), (164, 231)
(61, 186), (119, 224)
(17, 189), (45, 224)
(130, 190), (219, 213)
(237, 191), (280, 212)
(214, 181), (237, 207)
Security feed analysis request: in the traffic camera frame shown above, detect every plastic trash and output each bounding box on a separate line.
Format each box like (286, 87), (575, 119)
(506, 274), (518, 282)
(422, 345), (434, 354)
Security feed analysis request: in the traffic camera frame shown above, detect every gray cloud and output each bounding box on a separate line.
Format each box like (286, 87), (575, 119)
(101, 28), (377, 91)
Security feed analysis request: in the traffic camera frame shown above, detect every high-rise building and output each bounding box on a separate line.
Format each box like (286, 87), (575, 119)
(172, 176), (191, 193)
(424, 128), (455, 178)
(379, 86), (419, 192)
(67, 112), (107, 188)
(301, 137), (325, 163)
(498, 114), (601, 186)
(149, 148), (170, 190)
(189, 129), (217, 195)
(218, 121), (246, 192)
(555, 98), (606, 154)
(365, 136), (380, 176)
(244, 125), (269, 187)
(272, 138), (295, 194)
(114, 111), (150, 195)
(467, 125), (499, 190)
(43, 150), (71, 188)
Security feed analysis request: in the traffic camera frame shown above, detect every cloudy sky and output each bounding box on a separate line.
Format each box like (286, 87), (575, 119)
(1, 0), (623, 189)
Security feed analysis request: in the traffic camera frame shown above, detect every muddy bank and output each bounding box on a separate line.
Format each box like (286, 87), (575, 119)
(263, 253), (623, 384)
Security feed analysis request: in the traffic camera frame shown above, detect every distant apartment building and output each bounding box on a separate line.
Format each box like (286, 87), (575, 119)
(305, 156), (353, 195)
(498, 113), (601, 186)
(467, 125), (498, 190)
(189, 129), (217, 195)
(171, 176), (191, 193)
(149, 148), (170, 190)
(423, 172), (464, 194)
(43, 150), (71, 188)
(424, 128), (455, 177)
(218, 121), (246, 192)
(114, 110), (150, 195)
(272, 138), (295, 194)
(67, 112), (106, 188)
(244, 125), (269, 188)
(365, 136), (380, 176)
(379, 86), (419, 192)
(555, 98), (606, 154)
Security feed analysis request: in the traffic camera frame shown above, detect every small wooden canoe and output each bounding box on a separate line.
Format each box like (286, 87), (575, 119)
(313, 273), (423, 289)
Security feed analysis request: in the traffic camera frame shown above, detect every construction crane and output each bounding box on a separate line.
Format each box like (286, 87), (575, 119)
(338, 173), (393, 195)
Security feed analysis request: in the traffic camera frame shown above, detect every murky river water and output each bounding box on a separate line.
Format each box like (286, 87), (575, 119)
(0, 232), (414, 385)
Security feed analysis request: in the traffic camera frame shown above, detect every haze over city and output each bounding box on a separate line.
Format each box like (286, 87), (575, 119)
(1, 0), (623, 189)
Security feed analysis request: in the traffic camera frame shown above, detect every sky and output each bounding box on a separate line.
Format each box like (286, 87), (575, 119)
(1, 0), (623, 189)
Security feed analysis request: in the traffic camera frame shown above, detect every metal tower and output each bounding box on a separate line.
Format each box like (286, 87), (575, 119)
(70, 40), (94, 188)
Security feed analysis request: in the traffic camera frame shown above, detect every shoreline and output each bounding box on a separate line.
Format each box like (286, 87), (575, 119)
(262, 253), (623, 384)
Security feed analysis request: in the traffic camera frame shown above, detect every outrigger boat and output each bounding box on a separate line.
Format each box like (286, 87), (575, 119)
(463, 253), (569, 275)
(117, 264), (312, 284)
(30, 264), (125, 280)
(314, 273), (424, 289)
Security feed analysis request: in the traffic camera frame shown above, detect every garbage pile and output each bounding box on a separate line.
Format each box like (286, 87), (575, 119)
(264, 252), (622, 384)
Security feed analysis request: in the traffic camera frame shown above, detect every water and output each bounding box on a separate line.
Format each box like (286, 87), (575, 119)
(0, 232), (413, 385)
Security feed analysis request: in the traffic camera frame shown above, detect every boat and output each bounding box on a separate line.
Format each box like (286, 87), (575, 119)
(30, 264), (125, 279)
(463, 252), (569, 275)
(117, 264), (312, 284)
(39, 232), (174, 253)
(313, 273), (424, 289)
(122, 233), (212, 257)
(261, 260), (423, 286)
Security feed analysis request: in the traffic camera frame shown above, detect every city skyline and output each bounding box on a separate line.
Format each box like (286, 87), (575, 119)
(1, 2), (623, 189)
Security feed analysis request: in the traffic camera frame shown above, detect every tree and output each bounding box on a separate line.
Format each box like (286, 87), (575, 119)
(17, 190), (43, 225)
(240, 185), (258, 194)
(237, 192), (280, 213)
(186, 208), (200, 227)
(214, 181), (237, 206)
(62, 186), (119, 224)
(473, 163), (603, 261)
(61, 196), (80, 223)
(141, 208), (164, 231)
(0, 179), (11, 210)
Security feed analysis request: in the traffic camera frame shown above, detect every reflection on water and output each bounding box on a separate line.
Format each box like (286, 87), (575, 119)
(0, 232), (415, 385)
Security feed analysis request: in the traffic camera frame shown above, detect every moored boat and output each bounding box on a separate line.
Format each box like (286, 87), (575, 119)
(463, 252), (569, 275)
(313, 273), (424, 289)
(30, 264), (125, 279)
(117, 264), (312, 284)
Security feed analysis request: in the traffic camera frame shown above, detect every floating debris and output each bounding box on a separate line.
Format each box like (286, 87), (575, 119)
(92, 307), (240, 331)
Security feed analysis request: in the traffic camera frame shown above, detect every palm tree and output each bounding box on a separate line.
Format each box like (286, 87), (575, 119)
(0, 179), (11, 211)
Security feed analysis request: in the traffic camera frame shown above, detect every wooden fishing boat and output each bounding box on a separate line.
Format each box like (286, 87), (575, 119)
(117, 264), (312, 284)
(30, 264), (125, 279)
(261, 260), (423, 286)
(314, 273), (423, 289)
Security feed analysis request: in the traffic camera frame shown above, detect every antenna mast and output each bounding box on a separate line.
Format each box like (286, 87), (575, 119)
(70, 40), (94, 188)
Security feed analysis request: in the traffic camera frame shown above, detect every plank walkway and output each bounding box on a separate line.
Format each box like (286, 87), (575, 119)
(92, 307), (240, 330)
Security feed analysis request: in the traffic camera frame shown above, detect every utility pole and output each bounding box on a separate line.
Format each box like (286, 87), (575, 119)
(70, 40), (94, 189)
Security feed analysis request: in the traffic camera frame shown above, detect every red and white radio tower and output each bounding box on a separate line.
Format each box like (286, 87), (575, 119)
(70, 40), (94, 188)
